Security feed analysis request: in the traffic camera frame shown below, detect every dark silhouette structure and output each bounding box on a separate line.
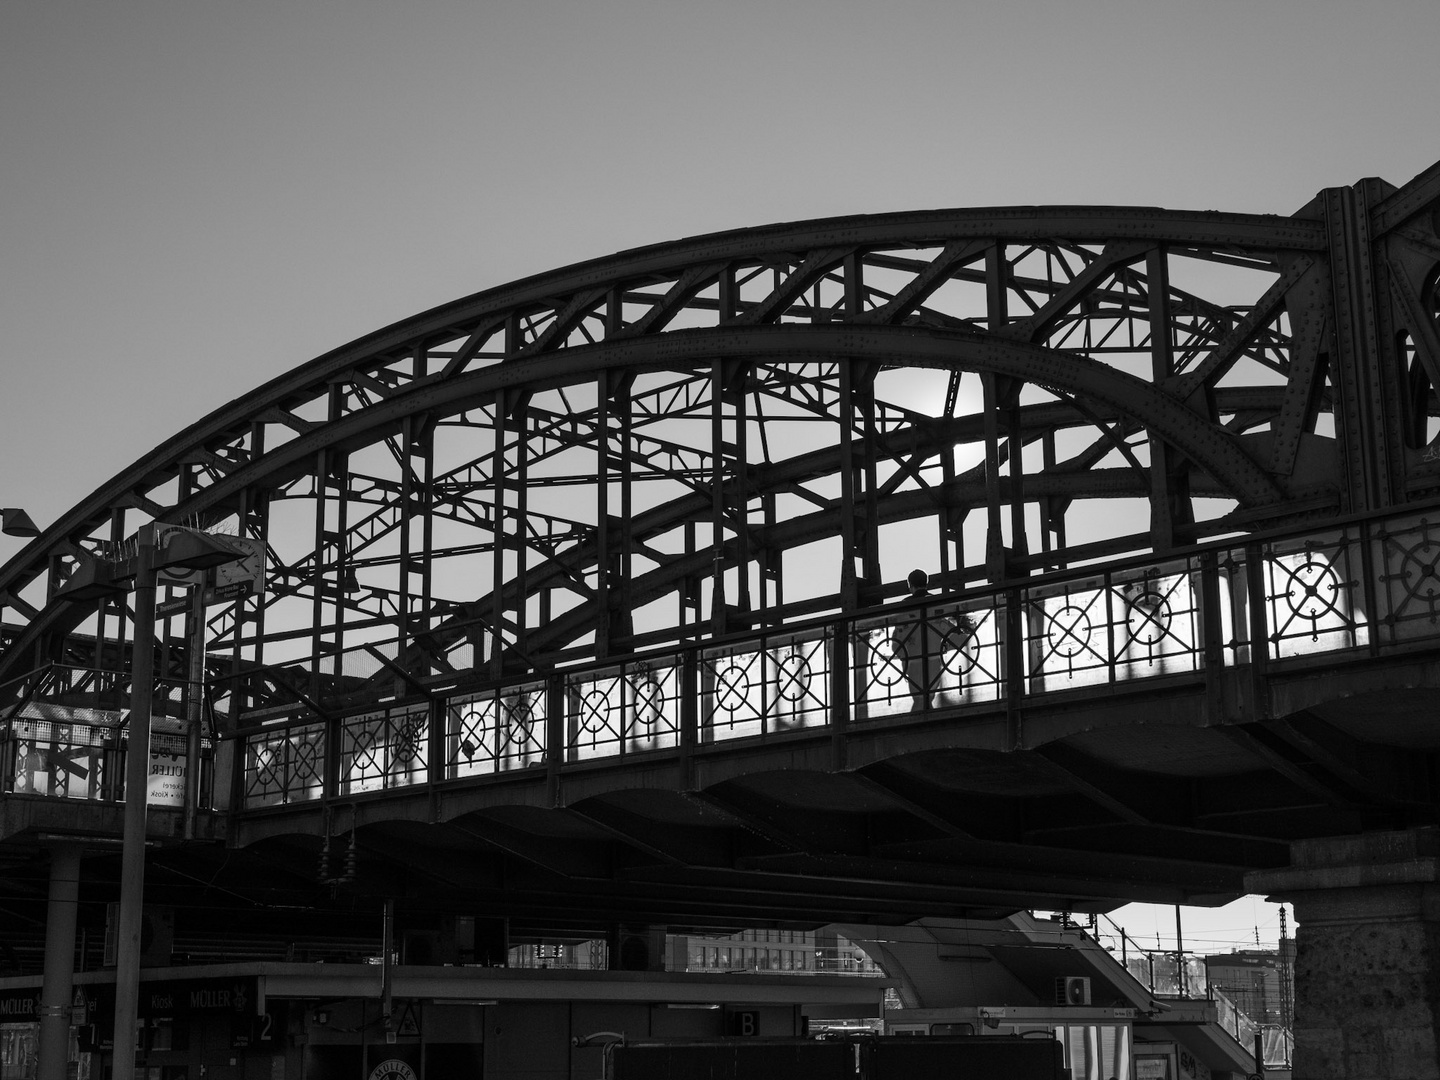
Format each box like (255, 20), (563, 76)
(5, 158), (1440, 1078)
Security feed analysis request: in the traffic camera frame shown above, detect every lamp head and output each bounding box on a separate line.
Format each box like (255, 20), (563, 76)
(1, 508), (39, 538)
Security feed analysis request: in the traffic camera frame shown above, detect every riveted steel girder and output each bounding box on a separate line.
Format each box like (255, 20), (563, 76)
(3, 165), (1439, 691)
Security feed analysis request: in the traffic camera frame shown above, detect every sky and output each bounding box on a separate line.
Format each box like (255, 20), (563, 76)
(2, 0), (1436, 947)
(1102, 895), (1291, 956)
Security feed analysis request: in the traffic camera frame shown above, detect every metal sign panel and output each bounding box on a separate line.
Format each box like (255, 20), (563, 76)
(148, 742), (187, 808)
(152, 525), (267, 599)
(88, 977), (259, 1022)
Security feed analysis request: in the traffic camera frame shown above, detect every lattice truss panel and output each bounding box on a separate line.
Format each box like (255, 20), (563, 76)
(4, 167), (1440, 709)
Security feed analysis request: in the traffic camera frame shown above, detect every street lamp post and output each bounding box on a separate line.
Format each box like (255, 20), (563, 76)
(110, 526), (158, 1080)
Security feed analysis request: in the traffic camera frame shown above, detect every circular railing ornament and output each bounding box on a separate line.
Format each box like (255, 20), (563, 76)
(1046, 604), (1093, 659)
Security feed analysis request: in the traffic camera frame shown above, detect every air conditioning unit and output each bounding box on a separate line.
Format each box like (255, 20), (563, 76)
(1055, 976), (1091, 1006)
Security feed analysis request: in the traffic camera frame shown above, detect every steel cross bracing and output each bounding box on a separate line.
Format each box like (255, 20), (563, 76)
(2, 162), (1440, 720)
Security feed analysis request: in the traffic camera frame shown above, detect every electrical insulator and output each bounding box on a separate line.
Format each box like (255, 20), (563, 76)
(317, 837), (332, 883)
(342, 834), (358, 883)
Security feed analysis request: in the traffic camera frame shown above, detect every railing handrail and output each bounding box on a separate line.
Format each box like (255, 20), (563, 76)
(15, 500), (1440, 815)
(217, 513), (1373, 738)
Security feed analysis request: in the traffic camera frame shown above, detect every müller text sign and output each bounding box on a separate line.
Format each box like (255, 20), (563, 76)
(89, 977), (258, 1021)
(147, 736), (188, 808)
(0, 990), (39, 1021)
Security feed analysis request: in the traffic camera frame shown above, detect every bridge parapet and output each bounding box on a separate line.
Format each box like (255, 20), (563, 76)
(7, 501), (1438, 816)
(221, 501), (1440, 815)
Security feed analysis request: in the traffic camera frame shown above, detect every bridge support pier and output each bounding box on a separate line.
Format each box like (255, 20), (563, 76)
(1248, 829), (1440, 1080)
(37, 842), (81, 1080)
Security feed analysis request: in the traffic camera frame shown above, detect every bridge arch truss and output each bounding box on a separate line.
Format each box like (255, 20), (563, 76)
(5, 161), (1439, 708)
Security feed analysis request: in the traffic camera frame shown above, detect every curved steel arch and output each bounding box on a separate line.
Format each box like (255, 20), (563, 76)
(119, 326), (1278, 516)
(4, 161), (1440, 696)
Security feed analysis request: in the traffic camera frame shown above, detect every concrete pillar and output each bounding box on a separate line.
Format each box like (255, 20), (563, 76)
(37, 842), (82, 1080)
(1247, 828), (1440, 1080)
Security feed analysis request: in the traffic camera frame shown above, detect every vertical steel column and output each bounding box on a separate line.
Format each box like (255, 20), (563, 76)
(1040, 431), (1065, 564)
(513, 395), (530, 658)
(830, 615), (851, 768)
(226, 469), (264, 808)
(843, 251), (864, 320)
(231, 420), (269, 708)
(96, 508), (127, 678)
(596, 375), (613, 654)
(1324, 183), (1402, 512)
(1004, 584), (1025, 750)
(710, 360), (729, 633)
(182, 585), (206, 839)
(157, 597), (178, 741)
(168, 470), (204, 825)
(401, 411), (434, 678)
(312, 386), (346, 679)
(1360, 516), (1383, 657)
(420, 423), (435, 668)
(427, 692), (445, 798)
(330, 447), (351, 670)
(681, 521), (701, 631)
(310, 445), (331, 676)
(939, 445), (960, 577)
(984, 242), (1012, 583)
(834, 255), (865, 611)
(1146, 246), (1191, 550)
(610, 371), (635, 645)
(858, 369), (881, 589)
(760, 493), (780, 615)
(1199, 551), (1225, 722)
(408, 349), (435, 675)
(236, 487), (266, 705)
(838, 361), (859, 609)
(730, 370), (751, 622)
(1361, 175), (1420, 464)
(489, 386), (531, 668)
(602, 290), (625, 649)
(111, 524), (157, 1080)
(839, 393), (875, 596)
(37, 842), (81, 1080)
(1244, 542), (1272, 719)
(491, 393), (510, 675)
(680, 646), (698, 788)
(1004, 382), (1028, 566)
(707, 268), (739, 632)
(986, 242), (1009, 331)
(546, 675), (564, 801)
(982, 374), (1007, 582)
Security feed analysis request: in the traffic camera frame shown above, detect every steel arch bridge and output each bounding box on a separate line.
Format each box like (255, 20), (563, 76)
(4, 159), (1440, 945)
(7, 166), (1440, 684)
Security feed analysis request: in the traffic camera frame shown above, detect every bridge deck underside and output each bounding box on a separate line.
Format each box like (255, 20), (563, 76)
(2, 649), (1434, 971)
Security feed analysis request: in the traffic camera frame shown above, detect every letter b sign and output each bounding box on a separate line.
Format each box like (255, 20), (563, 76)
(727, 1010), (759, 1036)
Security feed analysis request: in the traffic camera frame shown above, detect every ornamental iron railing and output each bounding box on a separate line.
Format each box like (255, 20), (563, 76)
(222, 506), (1438, 809)
(8, 506), (1440, 813)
